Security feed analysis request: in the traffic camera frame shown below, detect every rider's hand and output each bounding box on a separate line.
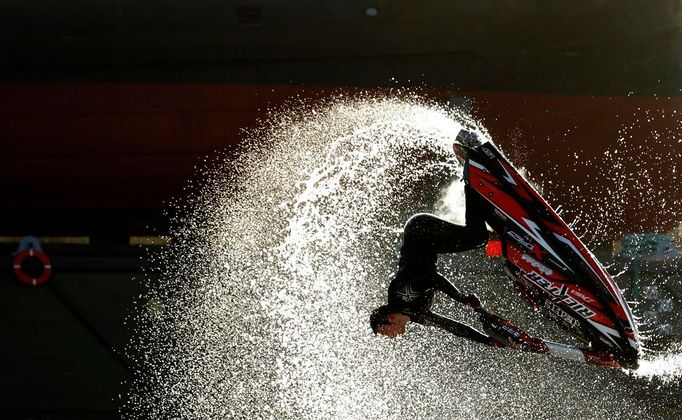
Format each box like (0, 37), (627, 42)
(461, 293), (481, 309)
(488, 336), (522, 349)
(505, 337), (524, 349)
(487, 337), (505, 348)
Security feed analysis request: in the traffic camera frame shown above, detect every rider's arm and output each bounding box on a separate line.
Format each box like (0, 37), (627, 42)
(417, 312), (501, 347)
(433, 272), (462, 300)
(433, 273), (481, 309)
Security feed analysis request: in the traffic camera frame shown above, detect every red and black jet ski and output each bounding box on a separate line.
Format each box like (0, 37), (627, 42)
(456, 129), (639, 369)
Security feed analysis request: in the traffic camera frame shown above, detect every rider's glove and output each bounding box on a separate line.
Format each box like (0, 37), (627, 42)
(460, 293), (482, 309)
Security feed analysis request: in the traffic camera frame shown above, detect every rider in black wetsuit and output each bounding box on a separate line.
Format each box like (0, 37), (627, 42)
(370, 183), (502, 347)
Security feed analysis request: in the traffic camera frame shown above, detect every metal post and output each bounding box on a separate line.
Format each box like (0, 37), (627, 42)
(631, 259), (641, 300)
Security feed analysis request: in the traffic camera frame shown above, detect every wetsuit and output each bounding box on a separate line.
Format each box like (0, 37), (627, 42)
(387, 185), (494, 344)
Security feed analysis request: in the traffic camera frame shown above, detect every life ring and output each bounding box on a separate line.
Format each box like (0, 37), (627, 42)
(13, 248), (52, 286)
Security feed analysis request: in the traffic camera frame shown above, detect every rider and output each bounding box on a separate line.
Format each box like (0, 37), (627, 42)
(370, 136), (507, 347)
(370, 184), (504, 346)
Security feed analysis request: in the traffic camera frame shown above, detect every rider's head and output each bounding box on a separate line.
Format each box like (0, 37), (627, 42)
(370, 305), (409, 338)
